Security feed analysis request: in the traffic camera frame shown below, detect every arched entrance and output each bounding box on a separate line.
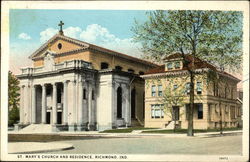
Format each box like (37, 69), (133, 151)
(117, 87), (122, 118)
(131, 88), (136, 119)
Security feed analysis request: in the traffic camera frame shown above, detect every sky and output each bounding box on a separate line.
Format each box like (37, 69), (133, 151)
(9, 9), (149, 74)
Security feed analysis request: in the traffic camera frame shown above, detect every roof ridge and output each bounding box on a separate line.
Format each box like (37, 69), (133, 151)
(29, 33), (159, 67)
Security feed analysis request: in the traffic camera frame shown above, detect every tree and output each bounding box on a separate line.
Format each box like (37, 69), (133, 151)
(132, 10), (242, 136)
(8, 71), (20, 126)
(159, 79), (185, 132)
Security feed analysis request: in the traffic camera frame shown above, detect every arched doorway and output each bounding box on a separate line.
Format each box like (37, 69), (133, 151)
(117, 87), (122, 118)
(131, 88), (136, 119)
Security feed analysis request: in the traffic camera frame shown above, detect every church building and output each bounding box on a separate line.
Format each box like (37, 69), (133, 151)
(16, 22), (159, 131)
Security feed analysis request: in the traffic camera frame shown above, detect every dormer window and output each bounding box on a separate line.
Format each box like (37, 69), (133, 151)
(175, 61), (180, 69)
(139, 71), (144, 75)
(167, 62), (173, 70)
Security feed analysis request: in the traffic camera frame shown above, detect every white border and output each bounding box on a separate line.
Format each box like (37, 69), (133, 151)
(1, 1), (249, 161)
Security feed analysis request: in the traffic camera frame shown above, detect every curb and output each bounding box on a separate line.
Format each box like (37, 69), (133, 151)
(9, 143), (74, 154)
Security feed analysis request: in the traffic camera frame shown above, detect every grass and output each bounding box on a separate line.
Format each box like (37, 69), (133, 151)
(141, 127), (242, 134)
(99, 127), (157, 133)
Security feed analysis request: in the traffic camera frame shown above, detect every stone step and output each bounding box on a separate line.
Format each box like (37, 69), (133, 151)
(20, 124), (53, 133)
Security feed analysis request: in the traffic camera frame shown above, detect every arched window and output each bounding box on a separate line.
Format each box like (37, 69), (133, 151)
(83, 89), (87, 99)
(128, 68), (134, 73)
(115, 66), (122, 71)
(117, 87), (122, 118)
(101, 62), (109, 69)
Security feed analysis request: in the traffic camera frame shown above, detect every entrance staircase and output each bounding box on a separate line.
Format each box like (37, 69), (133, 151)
(19, 124), (53, 133)
(131, 118), (143, 127)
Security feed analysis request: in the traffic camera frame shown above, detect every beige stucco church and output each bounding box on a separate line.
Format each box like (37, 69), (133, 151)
(16, 22), (159, 131)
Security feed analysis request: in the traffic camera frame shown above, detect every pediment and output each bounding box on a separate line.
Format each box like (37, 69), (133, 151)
(29, 34), (90, 59)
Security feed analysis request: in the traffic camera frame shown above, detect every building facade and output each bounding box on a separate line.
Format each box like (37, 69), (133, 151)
(142, 54), (241, 129)
(16, 27), (158, 131)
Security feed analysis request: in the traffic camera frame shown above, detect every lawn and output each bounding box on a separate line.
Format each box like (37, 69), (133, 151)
(141, 127), (242, 134)
(99, 127), (157, 133)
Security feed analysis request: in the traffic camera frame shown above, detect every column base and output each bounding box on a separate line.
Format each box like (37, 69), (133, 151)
(77, 123), (88, 131)
(52, 124), (59, 132)
(87, 123), (96, 131)
(68, 124), (76, 132)
(14, 123), (29, 131)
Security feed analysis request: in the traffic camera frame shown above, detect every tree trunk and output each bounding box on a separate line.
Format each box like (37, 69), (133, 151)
(174, 119), (176, 133)
(187, 71), (195, 136)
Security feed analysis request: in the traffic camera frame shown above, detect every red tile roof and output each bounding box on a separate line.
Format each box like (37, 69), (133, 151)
(145, 53), (240, 81)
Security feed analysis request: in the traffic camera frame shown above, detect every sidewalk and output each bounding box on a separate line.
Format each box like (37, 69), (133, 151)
(9, 129), (242, 138)
(8, 142), (74, 154)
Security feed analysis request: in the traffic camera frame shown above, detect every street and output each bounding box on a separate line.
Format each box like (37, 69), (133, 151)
(44, 134), (242, 155)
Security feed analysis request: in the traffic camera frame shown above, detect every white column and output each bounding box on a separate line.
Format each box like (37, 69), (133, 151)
(41, 84), (46, 124)
(27, 85), (31, 124)
(19, 85), (24, 124)
(121, 84), (126, 119)
(63, 81), (68, 125)
(78, 81), (83, 125)
(52, 83), (57, 124)
(72, 81), (76, 124)
(126, 84), (131, 125)
(83, 82), (88, 124)
(31, 85), (36, 124)
(88, 83), (93, 126)
(23, 85), (27, 124)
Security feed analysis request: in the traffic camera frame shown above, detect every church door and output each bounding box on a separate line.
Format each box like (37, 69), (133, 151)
(117, 87), (122, 118)
(57, 112), (62, 124)
(46, 112), (51, 124)
(131, 88), (136, 119)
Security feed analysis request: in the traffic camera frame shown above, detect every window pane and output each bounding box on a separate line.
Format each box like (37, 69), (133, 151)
(175, 61), (180, 69)
(155, 109), (161, 118)
(197, 104), (203, 119)
(197, 82), (202, 94)
(152, 85), (156, 96)
(167, 63), (173, 70)
(158, 85), (162, 96)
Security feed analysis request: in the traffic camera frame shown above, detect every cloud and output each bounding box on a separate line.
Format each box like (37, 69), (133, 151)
(40, 28), (58, 43)
(39, 24), (142, 57)
(18, 33), (31, 40)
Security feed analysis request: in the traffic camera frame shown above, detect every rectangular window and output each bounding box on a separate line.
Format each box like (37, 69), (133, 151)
(197, 104), (203, 119)
(175, 61), (180, 69)
(151, 104), (164, 118)
(230, 106), (236, 119)
(185, 82), (190, 94)
(167, 62), (173, 70)
(158, 85), (163, 97)
(151, 85), (156, 97)
(173, 84), (178, 90)
(196, 81), (202, 94)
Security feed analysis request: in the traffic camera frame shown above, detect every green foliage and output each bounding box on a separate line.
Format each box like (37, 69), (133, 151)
(159, 80), (185, 120)
(8, 71), (20, 126)
(8, 107), (20, 126)
(132, 10), (243, 71)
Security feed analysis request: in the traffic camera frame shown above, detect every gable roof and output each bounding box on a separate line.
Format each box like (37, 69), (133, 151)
(144, 53), (240, 82)
(29, 34), (159, 68)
